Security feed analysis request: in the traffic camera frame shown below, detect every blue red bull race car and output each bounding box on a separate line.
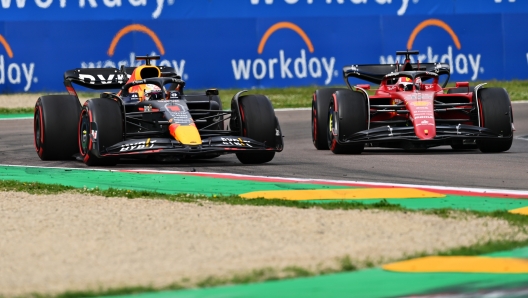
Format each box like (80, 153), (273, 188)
(312, 50), (514, 154)
(34, 55), (283, 166)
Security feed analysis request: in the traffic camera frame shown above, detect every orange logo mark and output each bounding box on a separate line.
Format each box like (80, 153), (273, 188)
(258, 22), (314, 54)
(407, 19), (461, 51)
(107, 24), (165, 57)
(0, 35), (14, 58)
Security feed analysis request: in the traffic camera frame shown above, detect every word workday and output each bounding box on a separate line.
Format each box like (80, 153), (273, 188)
(232, 49), (336, 85)
(250, 0), (417, 16)
(380, 47), (482, 81)
(0, 55), (36, 92)
(0, 0), (173, 18)
(81, 52), (186, 79)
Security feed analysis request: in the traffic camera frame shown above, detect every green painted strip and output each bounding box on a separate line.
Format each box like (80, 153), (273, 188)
(0, 113), (33, 119)
(2, 166), (528, 212)
(104, 268), (528, 298)
(0, 166), (351, 196)
(312, 195), (528, 212)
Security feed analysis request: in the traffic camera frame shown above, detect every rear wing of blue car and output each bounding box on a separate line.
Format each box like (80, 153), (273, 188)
(63, 66), (179, 95)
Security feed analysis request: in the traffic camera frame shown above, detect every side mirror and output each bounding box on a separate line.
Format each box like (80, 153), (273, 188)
(456, 82), (469, 88)
(206, 89), (219, 96)
(355, 84), (371, 90)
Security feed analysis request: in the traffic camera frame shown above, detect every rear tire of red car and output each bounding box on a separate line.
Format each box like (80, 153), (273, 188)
(327, 90), (367, 154)
(312, 88), (349, 150)
(34, 95), (81, 160)
(476, 88), (513, 153)
(79, 99), (123, 166)
(235, 94), (276, 164)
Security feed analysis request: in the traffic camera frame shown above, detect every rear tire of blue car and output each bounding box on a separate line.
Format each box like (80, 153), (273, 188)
(312, 88), (349, 150)
(79, 98), (123, 166)
(34, 95), (81, 160)
(235, 94), (276, 164)
(327, 90), (367, 154)
(476, 88), (513, 153)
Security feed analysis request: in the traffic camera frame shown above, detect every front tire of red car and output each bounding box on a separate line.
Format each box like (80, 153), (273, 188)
(312, 88), (349, 150)
(327, 90), (367, 154)
(476, 88), (513, 153)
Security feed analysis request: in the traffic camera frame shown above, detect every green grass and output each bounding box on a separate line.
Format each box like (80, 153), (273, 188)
(2, 80), (527, 115)
(3, 179), (528, 298)
(0, 107), (34, 114)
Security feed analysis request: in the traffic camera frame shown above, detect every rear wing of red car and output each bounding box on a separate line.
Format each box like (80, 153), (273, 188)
(342, 62), (451, 85)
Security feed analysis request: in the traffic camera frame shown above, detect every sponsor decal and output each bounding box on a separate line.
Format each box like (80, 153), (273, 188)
(120, 139), (157, 151)
(0, 35), (37, 91)
(411, 101), (429, 106)
(1, 0), (173, 19)
(231, 22), (337, 85)
(249, 0), (417, 16)
(380, 19), (483, 81)
(80, 24), (186, 79)
(221, 137), (252, 147)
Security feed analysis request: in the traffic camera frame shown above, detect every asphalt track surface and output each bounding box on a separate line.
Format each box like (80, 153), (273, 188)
(1, 103), (527, 191)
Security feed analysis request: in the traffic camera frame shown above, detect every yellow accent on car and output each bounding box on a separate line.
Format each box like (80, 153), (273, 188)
(170, 124), (202, 145)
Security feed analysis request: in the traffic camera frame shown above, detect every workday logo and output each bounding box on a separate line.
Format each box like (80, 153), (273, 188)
(81, 24), (186, 78)
(0, 35), (37, 92)
(380, 19), (483, 81)
(231, 22), (337, 85)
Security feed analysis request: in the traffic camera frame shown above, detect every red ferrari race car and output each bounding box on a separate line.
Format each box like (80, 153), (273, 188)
(34, 55), (283, 166)
(312, 50), (514, 154)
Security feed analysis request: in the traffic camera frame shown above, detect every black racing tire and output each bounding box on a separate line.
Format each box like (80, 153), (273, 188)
(476, 88), (513, 153)
(312, 88), (349, 150)
(327, 90), (367, 154)
(446, 86), (475, 94)
(235, 94), (276, 164)
(79, 99), (123, 166)
(34, 95), (81, 160)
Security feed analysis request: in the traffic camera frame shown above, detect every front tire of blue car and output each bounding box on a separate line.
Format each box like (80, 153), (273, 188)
(78, 98), (123, 166)
(235, 94), (277, 164)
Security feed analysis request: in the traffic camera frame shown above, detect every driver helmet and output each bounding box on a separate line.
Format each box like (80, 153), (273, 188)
(415, 77), (422, 90)
(397, 77), (414, 91)
(143, 84), (163, 101)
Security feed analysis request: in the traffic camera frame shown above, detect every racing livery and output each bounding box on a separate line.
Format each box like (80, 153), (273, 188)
(312, 50), (514, 154)
(34, 55), (283, 165)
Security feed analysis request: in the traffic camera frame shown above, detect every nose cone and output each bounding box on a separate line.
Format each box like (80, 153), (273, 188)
(169, 123), (202, 145)
(406, 98), (437, 140)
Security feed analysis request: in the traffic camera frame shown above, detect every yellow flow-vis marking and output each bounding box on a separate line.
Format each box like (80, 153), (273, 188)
(239, 188), (445, 201)
(509, 206), (528, 216)
(383, 256), (528, 273)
